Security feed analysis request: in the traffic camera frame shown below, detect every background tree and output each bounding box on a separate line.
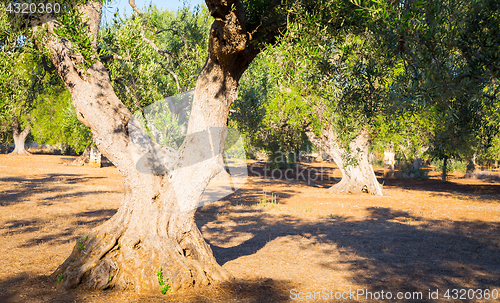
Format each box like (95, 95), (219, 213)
(236, 14), (391, 194)
(370, 0), (500, 180)
(0, 40), (41, 155)
(30, 72), (93, 156)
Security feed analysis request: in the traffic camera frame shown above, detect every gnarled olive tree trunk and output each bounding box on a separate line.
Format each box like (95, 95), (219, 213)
(34, 0), (256, 293)
(10, 120), (31, 156)
(305, 125), (383, 195)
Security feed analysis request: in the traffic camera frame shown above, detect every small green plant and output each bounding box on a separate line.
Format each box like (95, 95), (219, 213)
(259, 190), (278, 208)
(305, 200), (312, 212)
(156, 268), (172, 294)
(56, 273), (63, 283)
(77, 234), (88, 251)
(108, 276), (113, 283)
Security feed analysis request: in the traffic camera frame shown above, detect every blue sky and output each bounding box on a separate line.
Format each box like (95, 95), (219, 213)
(102, 0), (205, 22)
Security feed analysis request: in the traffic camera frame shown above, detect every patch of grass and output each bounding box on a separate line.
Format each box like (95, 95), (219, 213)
(305, 200), (312, 213)
(77, 234), (88, 251)
(56, 273), (63, 283)
(156, 267), (172, 294)
(258, 190), (279, 209)
(329, 213), (335, 219)
(432, 159), (467, 174)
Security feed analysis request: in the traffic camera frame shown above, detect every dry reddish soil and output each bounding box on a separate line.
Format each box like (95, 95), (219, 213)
(0, 155), (499, 302)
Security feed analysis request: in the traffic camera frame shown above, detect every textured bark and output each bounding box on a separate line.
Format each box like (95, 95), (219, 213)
(33, 0), (257, 293)
(10, 121), (31, 156)
(305, 125), (383, 195)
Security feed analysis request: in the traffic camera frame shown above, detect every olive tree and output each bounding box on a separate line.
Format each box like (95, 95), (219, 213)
(5, 0), (368, 293)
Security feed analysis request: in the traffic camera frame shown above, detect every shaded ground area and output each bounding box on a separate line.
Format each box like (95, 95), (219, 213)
(0, 155), (499, 302)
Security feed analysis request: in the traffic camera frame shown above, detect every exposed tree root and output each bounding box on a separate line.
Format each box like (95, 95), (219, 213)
(53, 207), (232, 293)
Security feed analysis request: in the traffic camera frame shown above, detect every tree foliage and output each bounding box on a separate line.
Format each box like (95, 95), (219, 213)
(100, 5), (211, 112)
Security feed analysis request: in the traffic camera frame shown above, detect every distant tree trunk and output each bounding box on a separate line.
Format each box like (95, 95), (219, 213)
(383, 150), (395, 177)
(71, 143), (92, 166)
(72, 142), (102, 168)
(411, 146), (428, 171)
(35, 0), (257, 293)
(304, 125), (383, 195)
(87, 146), (102, 168)
(10, 120), (31, 156)
(466, 152), (477, 173)
(442, 156), (448, 181)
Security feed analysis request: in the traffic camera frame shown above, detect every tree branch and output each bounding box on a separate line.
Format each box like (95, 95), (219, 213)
(128, 0), (183, 93)
(128, 0), (143, 15)
(139, 26), (182, 93)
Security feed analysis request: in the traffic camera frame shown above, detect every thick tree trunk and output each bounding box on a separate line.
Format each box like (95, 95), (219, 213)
(34, 0), (257, 293)
(304, 125), (383, 195)
(10, 120), (31, 156)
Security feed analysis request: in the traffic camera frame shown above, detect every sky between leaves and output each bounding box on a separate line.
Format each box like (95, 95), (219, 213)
(101, 0), (205, 23)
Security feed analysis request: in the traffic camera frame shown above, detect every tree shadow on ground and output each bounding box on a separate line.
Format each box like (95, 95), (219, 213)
(381, 177), (500, 202)
(248, 161), (500, 201)
(223, 185), (297, 207)
(197, 204), (500, 302)
(247, 161), (338, 189)
(0, 273), (294, 303)
(1, 209), (117, 248)
(0, 175), (112, 206)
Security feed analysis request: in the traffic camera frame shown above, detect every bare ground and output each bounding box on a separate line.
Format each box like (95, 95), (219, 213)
(0, 155), (499, 302)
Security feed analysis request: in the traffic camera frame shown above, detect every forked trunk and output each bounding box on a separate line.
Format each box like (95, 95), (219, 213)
(34, 0), (257, 293)
(305, 125), (383, 195)
(10, 121), (31, 156)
